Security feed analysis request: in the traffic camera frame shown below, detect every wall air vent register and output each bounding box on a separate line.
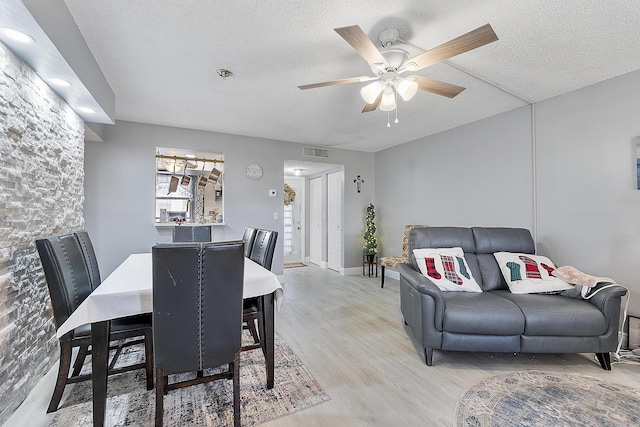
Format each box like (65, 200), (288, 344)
(303, 146), (330, 159)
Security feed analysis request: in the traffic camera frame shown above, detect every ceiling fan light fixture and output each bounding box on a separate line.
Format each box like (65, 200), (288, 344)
(379, 86), (397, 112)
(397, 78), (418, 101)
(360, 81), (384, 104)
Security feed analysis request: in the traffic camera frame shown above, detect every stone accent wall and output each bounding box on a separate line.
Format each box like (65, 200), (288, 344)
(0, 43), (85, 423)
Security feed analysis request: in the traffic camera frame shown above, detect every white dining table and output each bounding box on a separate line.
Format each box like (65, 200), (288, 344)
(57, 253), (283, 427)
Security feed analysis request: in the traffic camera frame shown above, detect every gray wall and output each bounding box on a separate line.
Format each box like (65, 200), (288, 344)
(375, 69), (640, 316)
(534, 69), (640, 313)
(84, 120), (375, 277)
(374, 106), (534, 256)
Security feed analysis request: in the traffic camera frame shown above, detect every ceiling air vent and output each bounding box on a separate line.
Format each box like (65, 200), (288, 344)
(303, 146), (330, 159)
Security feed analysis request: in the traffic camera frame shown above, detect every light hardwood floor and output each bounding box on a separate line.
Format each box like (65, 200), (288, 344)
(6, 264), (640, 426)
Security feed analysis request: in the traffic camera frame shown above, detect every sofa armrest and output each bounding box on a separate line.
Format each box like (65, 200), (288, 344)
(585, 283), (627, 313)
(398, 263), (446, 329)
(398, 263), (444, 302)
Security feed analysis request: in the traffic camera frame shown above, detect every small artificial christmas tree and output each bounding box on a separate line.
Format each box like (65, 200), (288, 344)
(363, 203), (378, 258)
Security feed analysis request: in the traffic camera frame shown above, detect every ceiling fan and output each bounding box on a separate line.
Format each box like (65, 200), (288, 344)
(298, 23), (498, 114)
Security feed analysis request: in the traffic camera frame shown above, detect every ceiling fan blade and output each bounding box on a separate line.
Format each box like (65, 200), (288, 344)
(298, 76), (376, 90)
(406, 24), (498, 71)
(362, 91), (383, 113)
(334, 25), (388, 67)
(411, 75), (466, 98)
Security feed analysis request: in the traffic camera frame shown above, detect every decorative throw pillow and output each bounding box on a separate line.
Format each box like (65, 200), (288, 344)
(413, 247), (482, 292)
(493, 252), (573, 294)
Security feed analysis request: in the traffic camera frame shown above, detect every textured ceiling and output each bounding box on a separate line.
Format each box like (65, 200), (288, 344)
(63, 0), (640, 152)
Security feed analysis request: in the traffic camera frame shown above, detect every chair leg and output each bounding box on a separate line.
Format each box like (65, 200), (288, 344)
(246, 318), (259, 343)
(47, 340), (73, 413)
(145, 328), (154, 390)
(257, 310), (266, 358)
(155, 367), (164, 427)
(380, 266), (386, 288)
(232, 353), (241, 427)
(71, 343), (89, 377)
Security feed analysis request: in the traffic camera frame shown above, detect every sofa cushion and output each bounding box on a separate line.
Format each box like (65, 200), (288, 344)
(472, 227), (535, 291)
(494, 290), (608, 336)
(472, 227), (535, 254)
(413, 247), (482, 292)
(409, 228), (482, 290)
(442, 292), (525, 335)
(409, 227), (476, 270)
(494, 252), (573, 294)
(475, 254), (508, 291)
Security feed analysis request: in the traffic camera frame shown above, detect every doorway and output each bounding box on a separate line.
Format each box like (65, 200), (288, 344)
(283, 176), (305, 264)
(284, 161), (344, 271)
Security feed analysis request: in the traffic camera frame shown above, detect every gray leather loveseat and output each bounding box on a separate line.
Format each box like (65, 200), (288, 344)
(398, 227), (627, 370)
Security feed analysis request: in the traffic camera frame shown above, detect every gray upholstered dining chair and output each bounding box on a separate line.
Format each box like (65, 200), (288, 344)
(249, 229), (278, 271)
(72, 230), (154, 381)
(74, 230), (101, 290)
(241, 226), (258, 257)
(152, 241), (245, 427)
(172, 225), (211, 242)
(243, 229), (278, 354)
(36, 232), (153, 413)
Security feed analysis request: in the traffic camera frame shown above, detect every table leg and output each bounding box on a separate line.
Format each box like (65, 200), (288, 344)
(261, 293), (275, 389)
(91, 320), (110, 427)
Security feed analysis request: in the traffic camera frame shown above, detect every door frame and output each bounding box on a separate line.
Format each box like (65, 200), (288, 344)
(327, 171), (343, 272)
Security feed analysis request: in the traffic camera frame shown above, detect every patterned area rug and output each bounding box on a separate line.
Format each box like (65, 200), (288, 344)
(51, 333), (329, 426)
(455, 370), (640, 426)
(283, 263), (307, 269)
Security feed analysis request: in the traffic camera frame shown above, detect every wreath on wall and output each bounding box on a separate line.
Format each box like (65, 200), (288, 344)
(284, 183), (296, 206)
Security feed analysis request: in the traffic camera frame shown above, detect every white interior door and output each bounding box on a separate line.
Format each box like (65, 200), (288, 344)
(309, 177), (322, 266)
(283, 177), (305, 264)
(327, 171), (342, 272)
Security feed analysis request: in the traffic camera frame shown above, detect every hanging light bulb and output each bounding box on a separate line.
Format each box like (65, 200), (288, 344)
(360, 81), (384, 104)
(379, 85), (397, 112)
(396, 77), (419, 101)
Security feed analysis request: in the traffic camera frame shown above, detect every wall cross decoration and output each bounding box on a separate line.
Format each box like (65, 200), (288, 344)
(354, 175), (365, 193)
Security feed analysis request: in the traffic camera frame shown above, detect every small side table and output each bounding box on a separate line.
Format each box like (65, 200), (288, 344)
(363, 255), (378, 277)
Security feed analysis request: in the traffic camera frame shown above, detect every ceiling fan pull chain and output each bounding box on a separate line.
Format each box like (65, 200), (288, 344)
(387, 110), (391, 128)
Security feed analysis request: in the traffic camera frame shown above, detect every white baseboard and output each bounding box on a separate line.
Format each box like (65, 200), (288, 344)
(305, 260), (328, 268)
(385, 269), (400, 281)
